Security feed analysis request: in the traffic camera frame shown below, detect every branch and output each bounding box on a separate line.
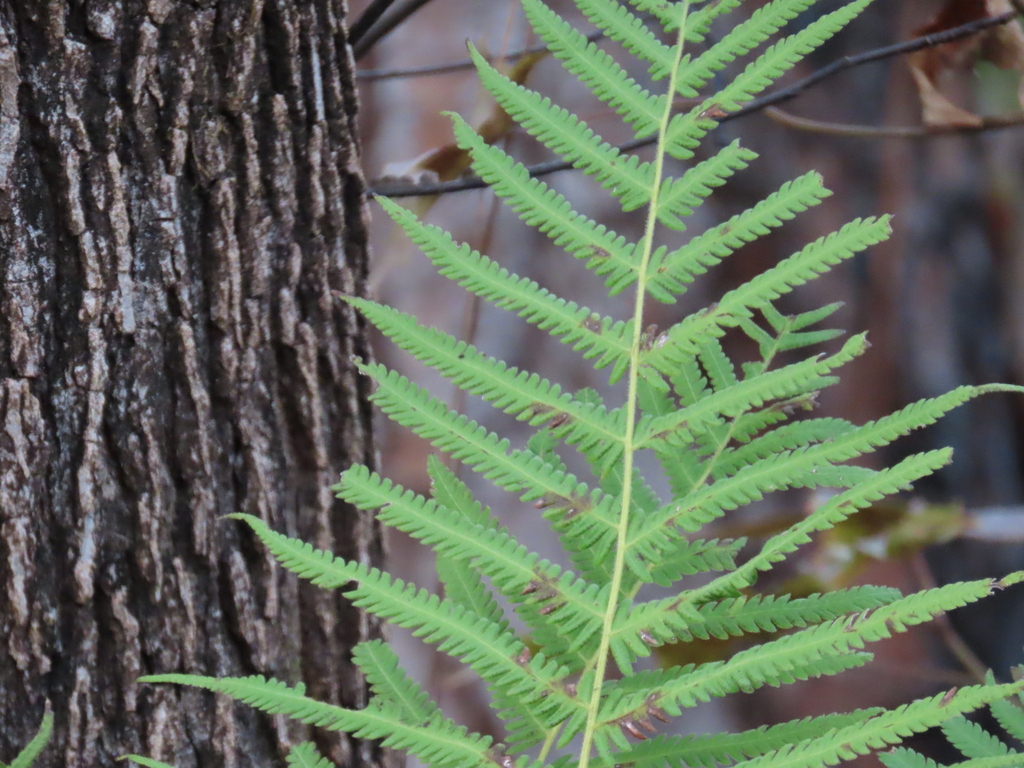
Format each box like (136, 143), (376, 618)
(353, 0), (438, 60)
(349, 0), (399, 49)
(765, 106), (1024, 138)
(358, 33), (604, 82)
(368, 10), (1021, 197)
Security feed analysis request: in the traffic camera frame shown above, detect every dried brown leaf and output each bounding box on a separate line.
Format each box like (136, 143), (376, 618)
(378, 50), (548, 187)
(907, 0), (1024, 127)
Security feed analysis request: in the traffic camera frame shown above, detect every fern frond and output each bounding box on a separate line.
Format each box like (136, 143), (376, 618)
(682, 449), (954, 601)
(7, 708), (53, 768)
(679, 0), (819, 96)
(646, 216), (890, 370)
(610, 585), (901, 665)
(593, 709), (884, 768)
(990, 679), (1024, 742)
(427, 454), (492, 527)
(575, 0), (675, 74)
(470, 45), (653, 212)
(349, 297), (629, 458)
(624, 0), (744, 45)
(733, 678), (1024, 768)
(655, 172), (832, 298)
(597, 576), (1018, 735)
(227, 513), (583, 724)
(139, 674), (512, 768)
(444, 121), (653, 305)
(286, 743), (334, 768)
(680, 383), (1024, 519)
(655, 142), (759, 230)
(664, 0), (873, 152)
(637, 332), (866, 451)
(334, 466), (609, 667)
(942, 716), (1013, 759)
(524, 0), (663, 137)
(880, 688), (1024, 768)
(360, 360), (614, 507)
(755, 302), (846, 356)
(713, 417), (855, 478)
(427, 458), (509, 627)
(353, 640), (442, 726)
(376, 177), (643, 348)
(645, 537), (744, 587)
(680, 0), (744, 39)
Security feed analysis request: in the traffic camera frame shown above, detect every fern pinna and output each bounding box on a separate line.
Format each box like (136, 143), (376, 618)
(140, 2), (1024, 768)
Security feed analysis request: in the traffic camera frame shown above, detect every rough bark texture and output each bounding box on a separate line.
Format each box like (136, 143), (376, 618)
(0, 2), (388, 767)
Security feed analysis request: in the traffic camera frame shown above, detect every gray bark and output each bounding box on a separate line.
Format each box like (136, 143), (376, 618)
(0, 1), (388, 767)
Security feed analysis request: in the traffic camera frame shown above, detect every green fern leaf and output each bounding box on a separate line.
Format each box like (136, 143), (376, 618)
(333, 466), (609, 668)
(990, 683), (1024, 743)
(611, 585), (901, 664)
(227, 513), (582, 723)
(647, 217), (890, 370)
(286, 742), (334, 768)
(684, 449), (955, 601)
(427, 457), (510, 627)
(638, 333), (867, 452)
(121, 758), (177, 768)
(348, 297), (628, 455)
(593, 709), (884, 768)
(377, 191), (640, 362)
(880, 682), (1024, 768)
(878, 748), (944, 768)
(353, 640), (442, 726)
(678, 0), (745, 39)
(445, 121), (652, 303)
(576, 0), (675, 74)
(470, 45), (653, 212)
(359, 361), (617, 514)
(942, 716), (1012, 759)
(655, 172), (832, 299)
(732, 679), (1024, 768)
(680, 0), (820, 96)
(7, 708), (52, 768)
(597, 577), (1019, 735)
(644, 538), (744, 587)
(656, 142), (759, 230)
(139, 674), (511, 768)
(664, 0), (873, 153)
(524, 0), (663, 137)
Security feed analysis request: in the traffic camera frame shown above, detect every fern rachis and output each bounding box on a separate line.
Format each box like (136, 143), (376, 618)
(136, 3), (1024, 768)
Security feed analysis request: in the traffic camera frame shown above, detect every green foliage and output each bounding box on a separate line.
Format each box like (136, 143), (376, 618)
(140, 2), (1024, 768)
(878, 676), (1024, 768)
(2, 707), (52, 768)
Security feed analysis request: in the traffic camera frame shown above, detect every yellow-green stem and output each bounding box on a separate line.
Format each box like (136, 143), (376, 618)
(575, 5), (691, 766)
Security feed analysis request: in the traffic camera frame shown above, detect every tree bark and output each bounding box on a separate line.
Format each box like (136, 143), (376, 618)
(0, 2), (387, 767)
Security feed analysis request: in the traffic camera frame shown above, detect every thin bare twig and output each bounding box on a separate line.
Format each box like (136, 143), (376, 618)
(357, 43), (548, 81)
(356, 11), (656, 80)
(369, 10), (1020, 198)
(349, 0), (399, 48)
(765, 105), (1024, 138)
(353, 0), (437, 60)
(359, 35), (596, 81)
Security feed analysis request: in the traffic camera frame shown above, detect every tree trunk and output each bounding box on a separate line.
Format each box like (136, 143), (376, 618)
(0, 2), (387, 767)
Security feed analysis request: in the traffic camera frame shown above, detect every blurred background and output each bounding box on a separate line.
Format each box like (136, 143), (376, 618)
(349, 0), (1024, 763)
